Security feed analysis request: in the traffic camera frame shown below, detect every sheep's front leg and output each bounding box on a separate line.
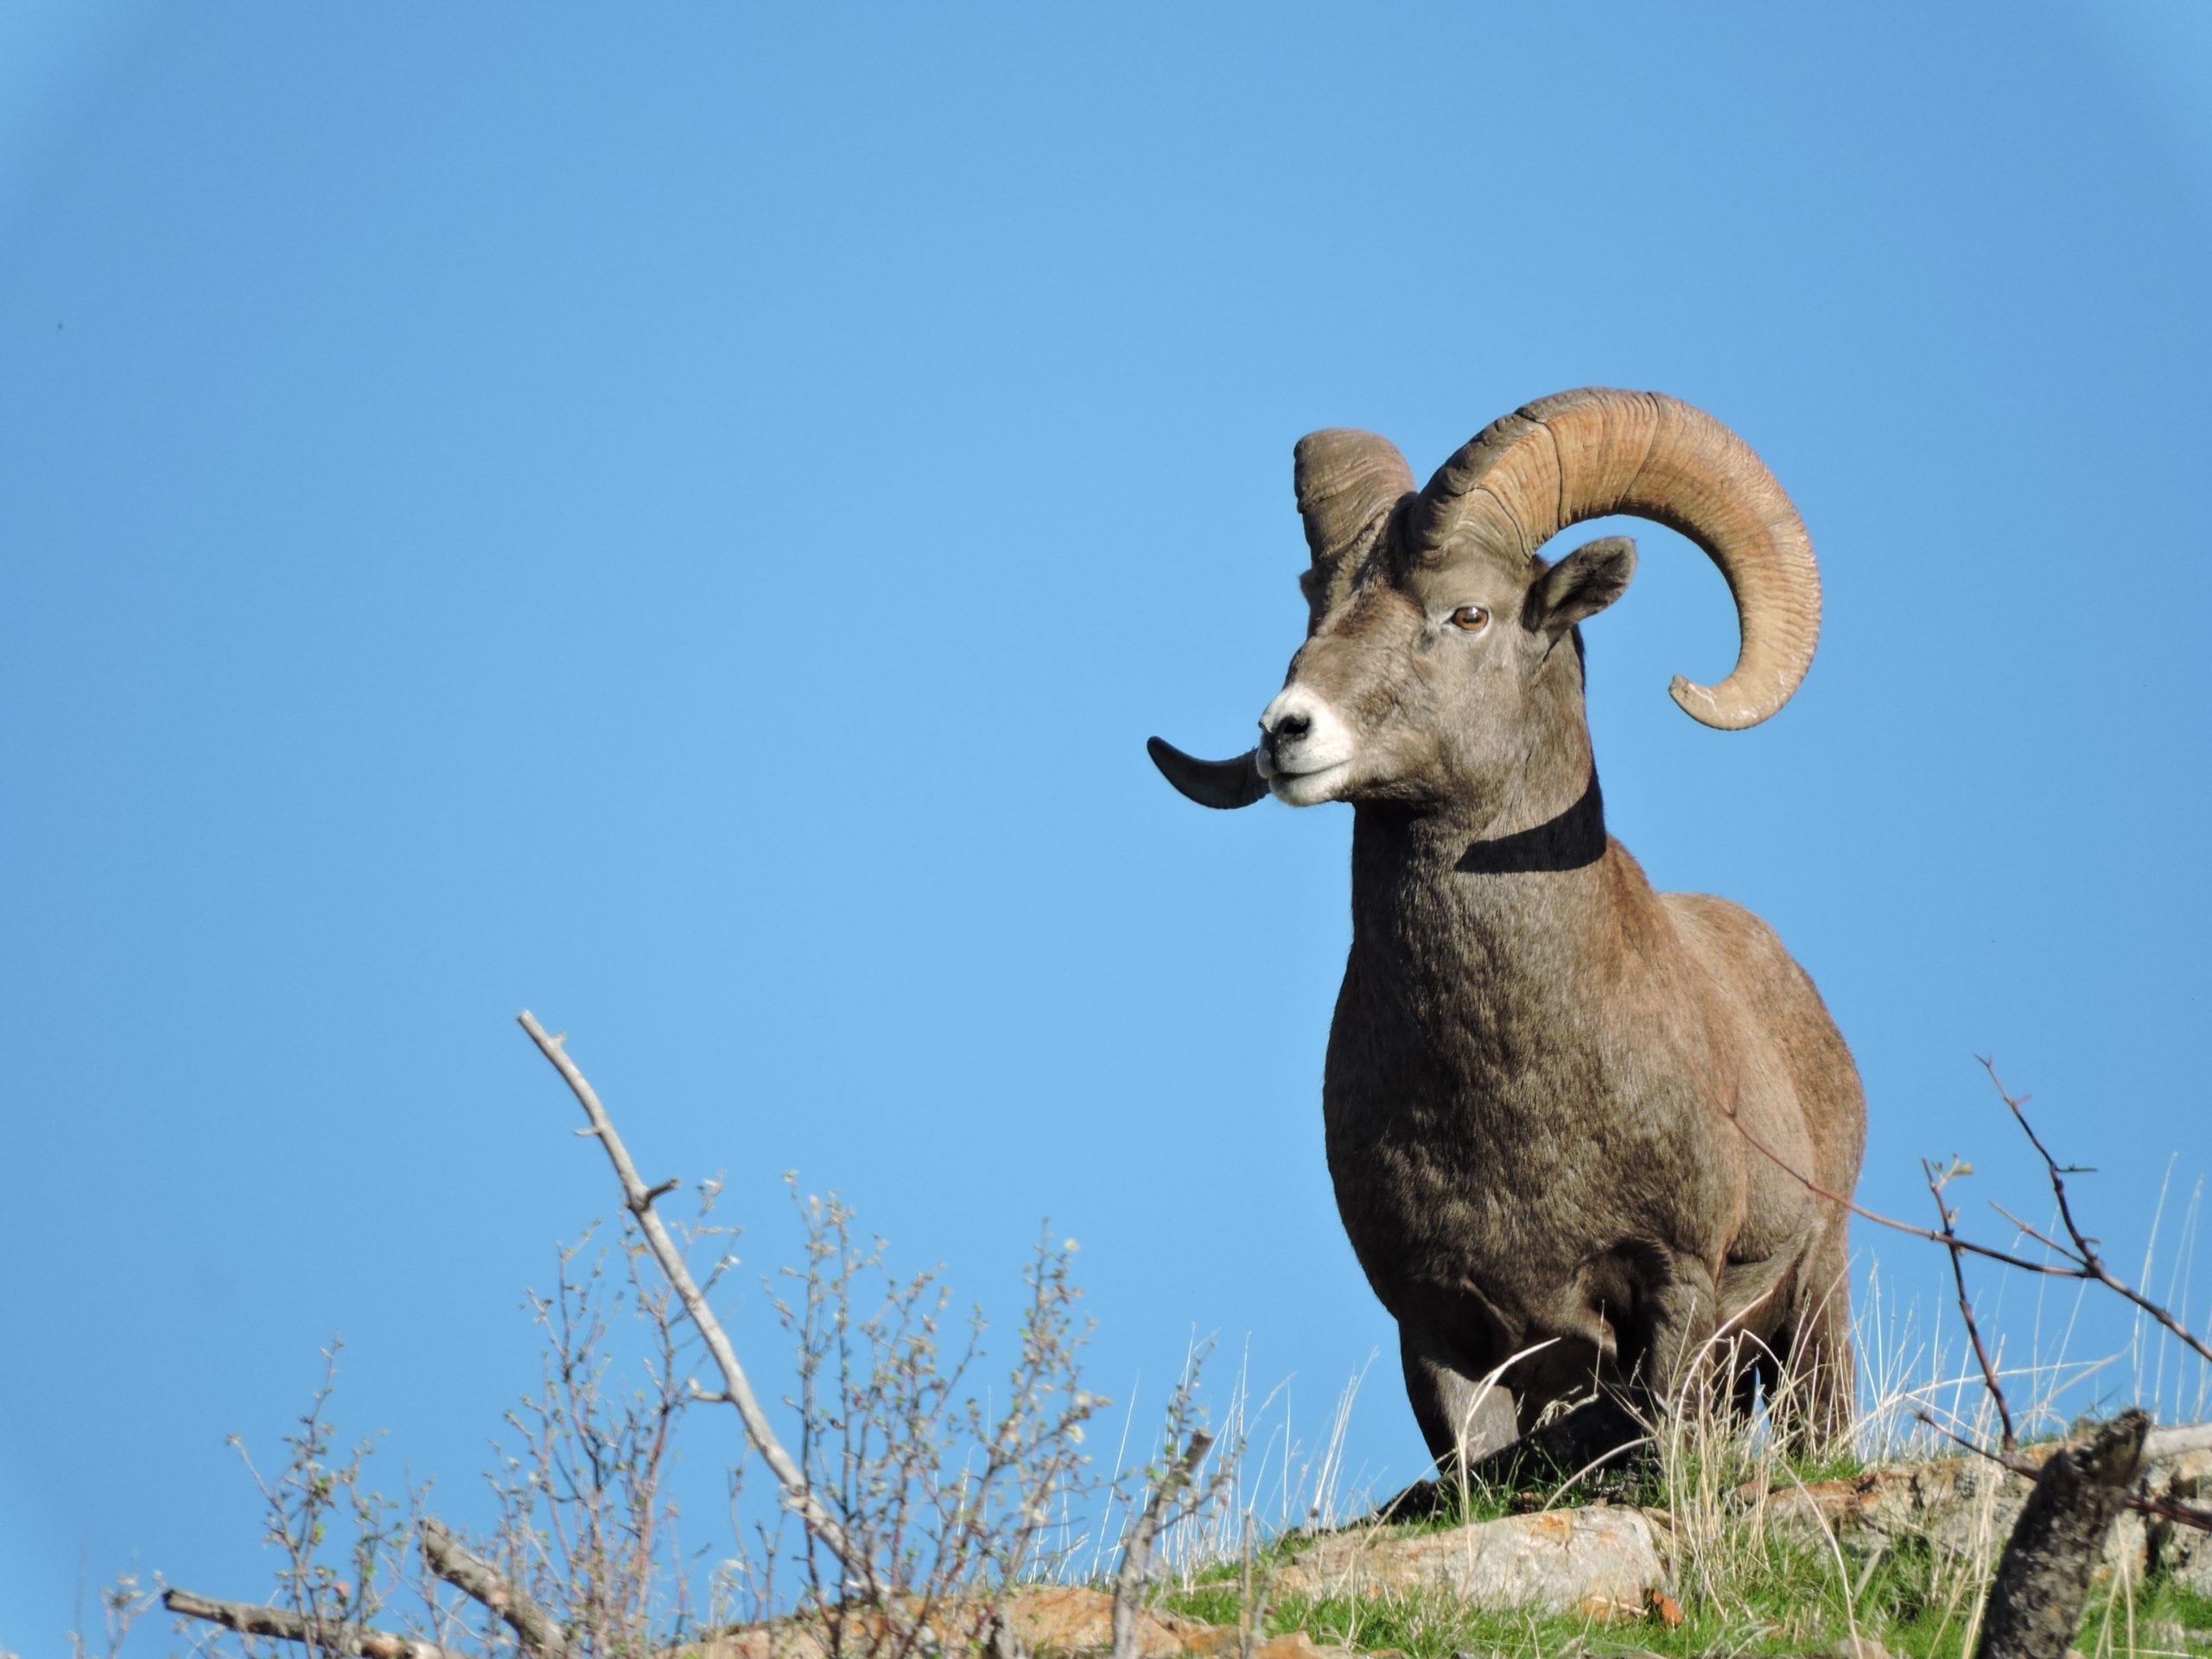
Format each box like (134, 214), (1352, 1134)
(1399, 1321), (1520, 1471)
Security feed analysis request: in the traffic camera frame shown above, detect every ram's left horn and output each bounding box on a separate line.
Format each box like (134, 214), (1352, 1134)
(1147, 737), (1268, 810)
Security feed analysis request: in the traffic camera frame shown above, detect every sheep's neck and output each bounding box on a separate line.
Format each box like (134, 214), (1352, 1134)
(1347, 773), (1652, 1016)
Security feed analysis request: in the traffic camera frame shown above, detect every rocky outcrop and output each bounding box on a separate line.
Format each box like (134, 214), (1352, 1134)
(687, 1505), (1671, 1658)
(686, 1440), (2211, 1658)
(2150, 1445), (2212, 1596)
(1761, 1442), (2212, 1586)
(1268, 1504), (1669, 1622)
(687, 1586), (1357, 1659)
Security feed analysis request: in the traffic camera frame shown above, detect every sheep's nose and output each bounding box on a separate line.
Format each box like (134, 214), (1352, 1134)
(1262, 707), (1310, 763)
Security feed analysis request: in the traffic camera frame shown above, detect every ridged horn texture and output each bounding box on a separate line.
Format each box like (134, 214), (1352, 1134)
(1402, 388), (1821, 730)
(1293, 429), (1415, 632)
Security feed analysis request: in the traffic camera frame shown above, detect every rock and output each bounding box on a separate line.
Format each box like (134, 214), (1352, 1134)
(1269, 1505), (1668, 1622)
(689, 1614), (832, 1659)
(1249, 1634), (1356, 1659)
(999, 1585), (1205, 1657)
(688, 1586), (1353, 1659)
(1763, 1455), (2024, 1555)
(1761, 1455), (2148, 1576)
(2145, 1446), (2212, 1594)
(1764, 1435), (2212, 1589)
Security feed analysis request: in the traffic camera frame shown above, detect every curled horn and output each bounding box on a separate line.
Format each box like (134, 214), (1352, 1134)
(1294, 429), (1416, 631)
(1402, 388), (1820, 730)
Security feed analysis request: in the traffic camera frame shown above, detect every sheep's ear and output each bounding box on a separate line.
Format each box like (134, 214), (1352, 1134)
(1527, 536), (1636, 636)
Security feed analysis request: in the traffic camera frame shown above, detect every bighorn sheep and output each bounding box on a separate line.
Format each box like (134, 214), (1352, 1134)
(1150, 388), (1865, 1473)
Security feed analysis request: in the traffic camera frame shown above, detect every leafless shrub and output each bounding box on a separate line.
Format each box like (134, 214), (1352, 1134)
(159, 1017), (1117, 1659)
(70, 1569), (164, 1659)
(753, 1180), (1103, 1656)
(480, 1217), (708, 1656)
(221, 1343), (416, 1657)
(1103, 1343), (1243, 1659)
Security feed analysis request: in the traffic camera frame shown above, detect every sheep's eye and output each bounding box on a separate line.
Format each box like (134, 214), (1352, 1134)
(1449, 605), (1491, 632)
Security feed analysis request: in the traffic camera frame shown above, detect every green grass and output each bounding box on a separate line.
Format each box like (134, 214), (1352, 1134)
(1155, 1517), (2212, 1659)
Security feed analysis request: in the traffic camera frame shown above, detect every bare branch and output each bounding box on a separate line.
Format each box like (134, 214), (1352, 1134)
(1924, 1157), (2016, 1450)
(1912, 1408), (2043, 1480)
(2134, 1487), (2212, 1534)
(1726, 1085), (2211, 1368)
(1109, 1429), (1214, 1659)
(515, 1011), (886, 1601)
(161, 1590), (460, 1659)
(1978, 1059), (2212, 1367)
(419, 1519), (573, 1659)
(1731, 1116), (2082, 1276)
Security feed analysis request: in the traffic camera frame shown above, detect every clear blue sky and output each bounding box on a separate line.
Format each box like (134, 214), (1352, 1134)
(3, 2), (2209, 1645)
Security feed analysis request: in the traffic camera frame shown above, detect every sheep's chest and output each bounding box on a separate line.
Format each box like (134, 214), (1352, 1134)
(1319, 949), (1727, 1342)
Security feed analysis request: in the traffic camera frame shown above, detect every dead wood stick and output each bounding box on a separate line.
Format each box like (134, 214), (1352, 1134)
(1974, 1409), (2148, 1659)
(515, 1010), (884, 1601)
(1109, 1429), (1215, 1659)
(161, 1589), (459, 1659)
(420, 1519), (572, 1659)
(2145, 1423), (2212, 1461)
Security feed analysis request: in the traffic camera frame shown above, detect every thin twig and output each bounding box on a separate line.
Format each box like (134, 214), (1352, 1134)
(1732, 1116), (2082, 1274)
(161, 1590), (457, 1659)
(2133, 1487), (2212, 1534)
(419, 1518), (573, 1659)
(1109, 1429), (1214, 1659)
(1979, 1058), (2212, 1367)
(1924, 1156), (2016, 1450)
(1913, 1408), (2043, 1481)
(1726, 1085), (2211, 1367)
(516, 1011), (885, 1601)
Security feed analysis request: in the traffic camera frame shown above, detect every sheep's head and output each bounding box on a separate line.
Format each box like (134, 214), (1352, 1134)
(1150, 388), (1821, 816)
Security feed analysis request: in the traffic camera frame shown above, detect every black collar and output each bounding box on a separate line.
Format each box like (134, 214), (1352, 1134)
(1454, 772), (1606, 875)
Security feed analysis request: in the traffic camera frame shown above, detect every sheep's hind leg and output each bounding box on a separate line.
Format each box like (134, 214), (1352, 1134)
(1772, 1225), (1854, 1454)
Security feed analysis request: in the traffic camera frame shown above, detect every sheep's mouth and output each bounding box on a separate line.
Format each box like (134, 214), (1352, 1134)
(1267, 760), (1351, 806)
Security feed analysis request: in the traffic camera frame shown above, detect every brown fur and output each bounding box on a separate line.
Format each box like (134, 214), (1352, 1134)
(1164, 527), (1865, 1472)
